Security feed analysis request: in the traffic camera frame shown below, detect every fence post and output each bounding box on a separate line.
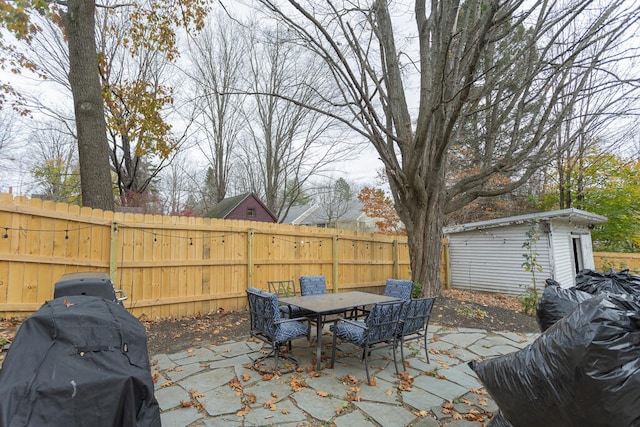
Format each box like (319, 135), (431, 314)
(109, 222), (119, 283)
(332, 234), (339, 292)
(393, 239), (399, 278)
(247, 228), (254, 288)
(443, 238), (451, 289)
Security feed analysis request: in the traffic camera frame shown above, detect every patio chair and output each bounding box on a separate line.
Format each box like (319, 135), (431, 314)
(397, 297), (436, 368)
(299, 275), (327, 295)
(384, 279), (413, 301)
(246, 287), (311, 374)
(267, 280), (311, 319)
(330, 300), (405, 385)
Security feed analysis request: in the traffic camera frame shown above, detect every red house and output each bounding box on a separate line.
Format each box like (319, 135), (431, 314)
(209, 193), (277, 223)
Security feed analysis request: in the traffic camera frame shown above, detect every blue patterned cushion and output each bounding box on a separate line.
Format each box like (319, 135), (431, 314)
(247, 287), (309, 345)
(384, 279), (413, 300)
(299, 276), (327, 296)
(366, 302), (404, 342)
(331, 320), (367, 346)
(274, 320), (310, 344)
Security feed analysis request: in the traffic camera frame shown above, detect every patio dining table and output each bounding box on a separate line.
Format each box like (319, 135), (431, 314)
(279, 291), (401, 371)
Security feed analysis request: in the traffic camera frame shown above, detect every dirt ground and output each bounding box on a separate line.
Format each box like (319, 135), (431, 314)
(0, 289), (539, 359)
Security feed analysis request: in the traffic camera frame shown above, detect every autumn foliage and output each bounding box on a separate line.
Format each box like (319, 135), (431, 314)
(357, 187), (404, 235)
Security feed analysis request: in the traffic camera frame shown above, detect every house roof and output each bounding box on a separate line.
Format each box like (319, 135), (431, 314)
(287, 200), (367, 225)
(443, 208), (607, 234)
(209, 192), (277, 222)
(280, 204), (317, 224)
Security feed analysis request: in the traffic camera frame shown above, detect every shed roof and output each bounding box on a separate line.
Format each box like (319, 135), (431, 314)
(443, 208), (607, 234)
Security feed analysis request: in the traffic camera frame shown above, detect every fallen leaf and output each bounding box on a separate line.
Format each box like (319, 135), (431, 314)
(385, 389), (393, 395)
(236, 407), (250, 417)
(246, 392), (257, 404)
(241, 373), (251, 382)
(316, 391), (329, 397)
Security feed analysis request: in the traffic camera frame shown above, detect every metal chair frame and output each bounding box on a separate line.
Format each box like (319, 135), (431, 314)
(330, 300), (405, 385)
(397, 297), (436, 368)
(246, 287), (311, 374)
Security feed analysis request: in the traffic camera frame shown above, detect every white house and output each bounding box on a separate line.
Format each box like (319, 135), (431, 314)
(443, 208), (607, 296)
(281, 200), (380, 233)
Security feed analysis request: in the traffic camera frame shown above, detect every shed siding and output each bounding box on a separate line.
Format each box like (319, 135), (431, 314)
(225, 198), (275, 222)
(448, 223), (552, 296)
(550, 221), (575, 287)
(550, 220), (595, 286)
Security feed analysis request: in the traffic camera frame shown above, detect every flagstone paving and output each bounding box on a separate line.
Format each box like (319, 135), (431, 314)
(152, 325), (538, 427)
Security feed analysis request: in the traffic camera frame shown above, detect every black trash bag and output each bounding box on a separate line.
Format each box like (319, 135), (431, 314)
(0, 296), (160, 427)
(536, 280), (593, 332)
(488, 411), (514, 427)
(470, 294), (640, 427)
(575, 268), (640, 297)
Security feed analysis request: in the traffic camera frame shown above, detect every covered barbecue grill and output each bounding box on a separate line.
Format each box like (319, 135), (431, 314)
(0, 295), (160, 426)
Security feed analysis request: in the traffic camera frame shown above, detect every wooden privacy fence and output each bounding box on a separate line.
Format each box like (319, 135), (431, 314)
(593, 252), (640, 274)
(0, 194), (412, 319)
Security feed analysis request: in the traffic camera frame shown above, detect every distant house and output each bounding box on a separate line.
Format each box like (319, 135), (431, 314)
(209, 193), (277, 223)
(282, 200), (379, 232)
(443, 208), (607, 296)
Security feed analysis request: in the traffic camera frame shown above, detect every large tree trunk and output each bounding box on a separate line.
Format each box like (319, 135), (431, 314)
(63, 0), (114, 211)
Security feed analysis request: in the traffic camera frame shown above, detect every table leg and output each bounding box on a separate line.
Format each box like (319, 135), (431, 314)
(315, 314), (323, 371)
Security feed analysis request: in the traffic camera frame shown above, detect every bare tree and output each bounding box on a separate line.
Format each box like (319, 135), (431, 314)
(184, 11), (248, 206)
(314, 177), (356, 227)
(27, 122), (81, 203)
(237, 22), (358, 221)
(254, 0), (640, 295)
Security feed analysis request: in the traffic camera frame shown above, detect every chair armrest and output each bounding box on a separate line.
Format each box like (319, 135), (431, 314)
(332, 318), (368, 330)
(275, 317), (311, 326)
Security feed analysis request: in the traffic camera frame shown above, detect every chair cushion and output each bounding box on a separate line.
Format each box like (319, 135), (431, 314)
(300, 276), (327, 295)
(331, 320), (367, 346)
(274, 320), (309, 344)
(384, 279), (413, 300)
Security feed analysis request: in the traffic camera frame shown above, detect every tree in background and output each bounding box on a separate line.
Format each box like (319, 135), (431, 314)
(28, 123), (81, 203)
(358, 187), (402, 235)
(0, 0), (211, 210)
(255, 0), (640, 296)
(314, 178), (355, 228)
(184, 11), (246, 206)
(539, 148), (640, 252)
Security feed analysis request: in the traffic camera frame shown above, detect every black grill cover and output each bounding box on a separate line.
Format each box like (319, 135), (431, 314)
(0, 296), (160, 426)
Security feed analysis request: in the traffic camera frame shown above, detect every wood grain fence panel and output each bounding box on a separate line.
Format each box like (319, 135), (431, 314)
(0, 193), (416, 318)
(593, 252), (640, 273)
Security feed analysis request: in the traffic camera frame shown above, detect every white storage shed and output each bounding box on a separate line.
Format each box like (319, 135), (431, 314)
(443, 209), (607, 296)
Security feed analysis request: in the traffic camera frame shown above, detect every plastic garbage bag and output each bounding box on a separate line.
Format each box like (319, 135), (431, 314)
(488, 411), (514, 427)
(535, 279), (592, 332)
(575, 268), (640, 297)
(470, 294), (640, 427)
